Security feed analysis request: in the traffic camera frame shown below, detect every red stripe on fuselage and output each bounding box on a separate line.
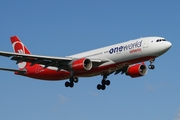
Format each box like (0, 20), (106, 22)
(15, 56), (155, 81)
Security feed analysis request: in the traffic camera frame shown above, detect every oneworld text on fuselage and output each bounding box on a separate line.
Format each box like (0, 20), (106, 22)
(109, 40), (142, 54)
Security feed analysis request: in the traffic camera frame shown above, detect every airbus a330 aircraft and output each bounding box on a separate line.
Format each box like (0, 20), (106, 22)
(0, 36), (172, 90)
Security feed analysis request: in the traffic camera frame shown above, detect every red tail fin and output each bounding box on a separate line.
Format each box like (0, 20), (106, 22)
(11, 36), (31, 54)
(10, 36), (31, 69)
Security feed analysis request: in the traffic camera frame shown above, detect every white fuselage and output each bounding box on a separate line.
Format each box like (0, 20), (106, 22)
(41, 36), (171, 79)
(69, 36), (171, 67)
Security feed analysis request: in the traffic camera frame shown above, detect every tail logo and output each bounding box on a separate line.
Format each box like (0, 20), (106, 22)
(12, 41), (25, 54)
(12, 41), (27, 69)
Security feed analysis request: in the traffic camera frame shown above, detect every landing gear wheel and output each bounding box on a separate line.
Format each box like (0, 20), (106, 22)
(149, 58), (155, 70)
(65, 76), (78, 88)
(97, 84), (102, 90)
(65, 81), (70, 87)
(105, 80), (110, 86)
(69, 82), (74, 88)
(73, 77), (79, 83)
(101, 85), (106, 90)
(101, 80), (110, 86)
(97, 75), (111, 90)
(148, 65), (155, 69)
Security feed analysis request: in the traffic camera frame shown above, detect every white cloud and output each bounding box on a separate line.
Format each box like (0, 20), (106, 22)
(145, 82), (155, 91)
(58, 94), (68, 104)
(89, 92), (99, 97)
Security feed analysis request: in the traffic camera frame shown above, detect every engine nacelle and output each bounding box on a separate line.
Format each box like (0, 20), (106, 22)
(71, 58), (92, 73)
(126, 64), (147, 78)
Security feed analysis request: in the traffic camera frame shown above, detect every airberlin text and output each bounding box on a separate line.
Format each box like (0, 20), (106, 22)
(109, 40), (142, 54)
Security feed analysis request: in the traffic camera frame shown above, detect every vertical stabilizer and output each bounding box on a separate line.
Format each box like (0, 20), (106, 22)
(10, 36), (31, 69)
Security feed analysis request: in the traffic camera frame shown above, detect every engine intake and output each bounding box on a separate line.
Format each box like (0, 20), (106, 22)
(71, 58), (92, 73)
(126, 64), (147, 78)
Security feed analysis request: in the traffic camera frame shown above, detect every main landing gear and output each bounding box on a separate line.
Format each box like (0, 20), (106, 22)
(148, 58), (155, 69)
(97, 75), (110, 90)
(65, 77), (78, 88)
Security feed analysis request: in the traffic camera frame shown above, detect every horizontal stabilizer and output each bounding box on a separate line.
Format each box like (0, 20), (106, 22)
(0, 67), (26, 74)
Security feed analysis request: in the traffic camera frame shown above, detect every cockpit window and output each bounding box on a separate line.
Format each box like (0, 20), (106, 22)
(156, 39), (166, 42)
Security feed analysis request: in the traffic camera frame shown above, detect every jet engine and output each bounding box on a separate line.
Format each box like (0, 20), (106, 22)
(126, 64), (147, 78)
(71, 58), (92, 73)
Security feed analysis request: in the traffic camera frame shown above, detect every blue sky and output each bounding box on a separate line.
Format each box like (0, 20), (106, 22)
(0, 0), (179, 120)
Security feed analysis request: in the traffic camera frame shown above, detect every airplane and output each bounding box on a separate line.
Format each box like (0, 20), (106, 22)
(0, 36), (172, 90)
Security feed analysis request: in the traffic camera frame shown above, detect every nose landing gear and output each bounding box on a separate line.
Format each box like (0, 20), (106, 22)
(148, 58), (155, 69)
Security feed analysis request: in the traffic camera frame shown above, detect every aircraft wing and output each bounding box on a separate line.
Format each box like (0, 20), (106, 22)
(0, 51), (108, 70)
(0, 67), (26, 74)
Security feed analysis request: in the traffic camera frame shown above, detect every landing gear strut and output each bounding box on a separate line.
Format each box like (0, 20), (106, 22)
(65, 77), (78, 88)
(97, 75), (110, 90)
(148, 58), (155, 69)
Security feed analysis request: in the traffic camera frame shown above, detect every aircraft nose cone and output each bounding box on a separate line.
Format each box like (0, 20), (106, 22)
(155, 41), (172, 56)
(160, 41), (172, 54)
(165, 41), (172, 50)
